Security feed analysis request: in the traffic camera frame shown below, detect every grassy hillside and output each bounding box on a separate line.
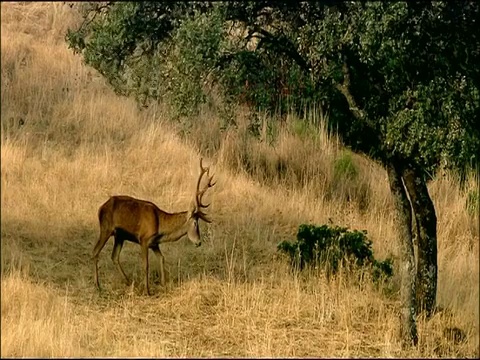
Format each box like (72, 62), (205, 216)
(1, 2), (478, 357)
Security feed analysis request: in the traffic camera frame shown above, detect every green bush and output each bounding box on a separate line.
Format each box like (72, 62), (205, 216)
(277, 224), (393, 281)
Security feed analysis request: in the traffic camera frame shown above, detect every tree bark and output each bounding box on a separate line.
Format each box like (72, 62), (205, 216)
(403, 167), (438, 317)
(386, 161), (418, 347)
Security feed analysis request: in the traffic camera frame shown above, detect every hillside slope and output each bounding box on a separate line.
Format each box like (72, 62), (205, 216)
(1, 3), (478, 357)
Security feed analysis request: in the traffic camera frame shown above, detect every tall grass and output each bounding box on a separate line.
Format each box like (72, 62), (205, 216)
(1, 2), (478, 357)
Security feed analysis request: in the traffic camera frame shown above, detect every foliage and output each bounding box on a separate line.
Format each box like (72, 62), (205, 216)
(66, 1), (479, 176)
(277, 224), (393, 281)
(66, 2), (216, 116)
(166, 8), (226, 117)
(64, 2), (325, 120)
(254, 1), (480, 178)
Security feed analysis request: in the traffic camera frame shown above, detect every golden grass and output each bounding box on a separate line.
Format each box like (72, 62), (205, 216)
(1, 2), (478, 357)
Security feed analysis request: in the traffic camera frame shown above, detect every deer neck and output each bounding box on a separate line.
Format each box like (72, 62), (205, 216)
(159, 211), (190, 243)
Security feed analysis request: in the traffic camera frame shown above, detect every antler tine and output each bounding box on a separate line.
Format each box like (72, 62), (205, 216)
(208, 172), (216, 188)
(197, 173), (215, 208)
(195, 158), (208, 205)
(197, 175), (216, 208)
(195, 158), (216, 209)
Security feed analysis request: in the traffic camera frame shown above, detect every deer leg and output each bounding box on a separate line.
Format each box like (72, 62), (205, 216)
(92, 230), (112, 289)
(152, 246), (166, 287)
(111, 236), (130, 285)
(141, 245), (151, 295)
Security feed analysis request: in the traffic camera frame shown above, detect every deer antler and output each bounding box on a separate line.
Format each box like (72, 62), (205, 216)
(195, 158), (216, 212)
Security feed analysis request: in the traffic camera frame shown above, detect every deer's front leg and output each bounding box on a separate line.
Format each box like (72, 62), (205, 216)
(141, 245), (150, 295)
(152, 246), (166, 287)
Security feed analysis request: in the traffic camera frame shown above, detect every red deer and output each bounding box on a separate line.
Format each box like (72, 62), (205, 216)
(92, 158), (215, 295)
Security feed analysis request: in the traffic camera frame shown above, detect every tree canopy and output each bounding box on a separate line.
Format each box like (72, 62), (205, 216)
(67, 1), (479, 176)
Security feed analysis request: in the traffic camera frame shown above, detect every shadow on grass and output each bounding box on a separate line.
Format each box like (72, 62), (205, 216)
(1, 217), (279, 301)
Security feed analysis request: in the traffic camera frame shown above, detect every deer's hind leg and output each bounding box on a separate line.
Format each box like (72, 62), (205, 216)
(92, 228), (112, 289)
(111, 235), (130, 285)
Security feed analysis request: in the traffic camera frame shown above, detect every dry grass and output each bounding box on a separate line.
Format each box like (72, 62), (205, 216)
(1, 2), (479, 357)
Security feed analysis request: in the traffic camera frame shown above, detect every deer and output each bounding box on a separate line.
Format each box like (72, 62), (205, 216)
(92, 158), (215, 295)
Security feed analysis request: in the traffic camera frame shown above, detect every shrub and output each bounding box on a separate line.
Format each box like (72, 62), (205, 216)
(277, 224), (393, 281)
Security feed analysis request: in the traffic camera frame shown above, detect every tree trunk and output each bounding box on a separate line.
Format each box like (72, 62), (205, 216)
(403, 167), (438, 317)
(386, 161), (418, 347)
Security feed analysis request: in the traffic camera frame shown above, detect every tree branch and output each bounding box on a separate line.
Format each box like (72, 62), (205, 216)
(334, 60), (367, 121)
(254, 27), (311, 73)
(334, 56), (385, 154)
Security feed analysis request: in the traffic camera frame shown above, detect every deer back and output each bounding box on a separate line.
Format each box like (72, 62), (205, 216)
(104, 196), (160, 240)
